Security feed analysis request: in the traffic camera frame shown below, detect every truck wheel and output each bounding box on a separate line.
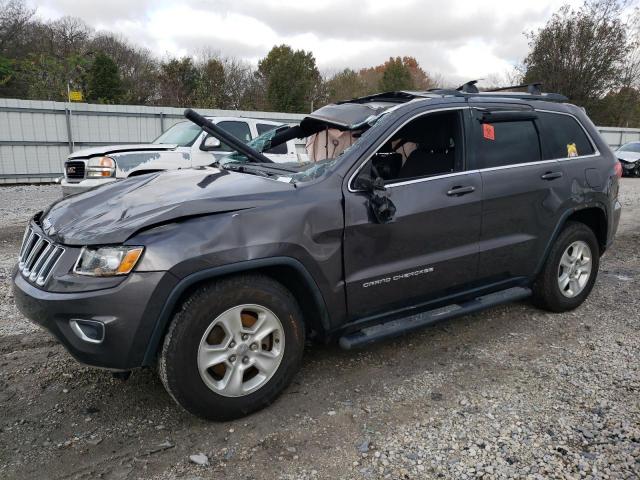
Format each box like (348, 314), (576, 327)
(532, 221), (600, 312)
(159, 274), (305, 420)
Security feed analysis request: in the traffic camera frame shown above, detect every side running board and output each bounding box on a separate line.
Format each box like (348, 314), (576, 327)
(339, 286), (532, 350)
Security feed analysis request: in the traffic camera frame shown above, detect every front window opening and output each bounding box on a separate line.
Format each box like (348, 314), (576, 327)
(220, 112), (389, 183)
(153, 121), (202, 147)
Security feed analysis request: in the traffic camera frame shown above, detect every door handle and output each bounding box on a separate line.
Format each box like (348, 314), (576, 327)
(447, 185), (475, 196)
(541, 171), (563, 180)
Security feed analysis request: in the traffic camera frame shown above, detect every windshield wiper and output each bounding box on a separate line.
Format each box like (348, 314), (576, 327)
(221, 163), (272, 178)
(223, 161), (300, 174)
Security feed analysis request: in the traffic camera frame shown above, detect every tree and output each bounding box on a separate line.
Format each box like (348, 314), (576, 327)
(379, 56), (414, 91)
(0, 0), (34, 54)
(194, 56), (226, 108)
(91, 33), (158, 105)
(401, 56), (437, 90)
(523, 0), (629, 110)
(157, 57), (199, 106)
(257, 44), (321, 113)
(87, 53), (122, 103)
(325, 68), (366, 103)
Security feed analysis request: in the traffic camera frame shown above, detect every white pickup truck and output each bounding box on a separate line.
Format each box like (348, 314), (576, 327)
(61, 116), (306, 196)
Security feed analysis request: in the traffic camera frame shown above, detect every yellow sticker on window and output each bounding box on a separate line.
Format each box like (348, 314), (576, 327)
(567, 143), (578, 157)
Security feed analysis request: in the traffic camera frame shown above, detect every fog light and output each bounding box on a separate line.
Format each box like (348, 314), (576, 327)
(69, 319), (105, 344)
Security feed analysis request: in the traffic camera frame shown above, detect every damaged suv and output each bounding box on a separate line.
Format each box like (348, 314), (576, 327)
(13, 84), (621, 420)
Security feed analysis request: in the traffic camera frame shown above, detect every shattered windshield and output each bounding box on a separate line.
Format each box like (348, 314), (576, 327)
(153, 121), (202, 147)
(220, 112), (389, 183)
(221, 127), (285, 166)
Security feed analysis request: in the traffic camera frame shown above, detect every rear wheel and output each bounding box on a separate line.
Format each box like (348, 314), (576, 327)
(532, 222), (600, 312)
(159, 274), (305, 420)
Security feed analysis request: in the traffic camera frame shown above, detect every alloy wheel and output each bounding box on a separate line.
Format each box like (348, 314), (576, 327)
(197, 304), (285, 397)
(557, 240), (592, 298)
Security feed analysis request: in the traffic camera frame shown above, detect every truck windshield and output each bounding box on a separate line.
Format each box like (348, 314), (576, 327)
(153, 121), (202, 146)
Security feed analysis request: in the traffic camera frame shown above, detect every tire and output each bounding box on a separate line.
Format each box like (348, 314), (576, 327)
(159, 274), (305, 421)
(532, 221), (600, 312)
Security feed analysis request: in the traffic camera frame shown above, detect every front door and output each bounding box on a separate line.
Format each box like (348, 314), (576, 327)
(343, 108), (483, 318)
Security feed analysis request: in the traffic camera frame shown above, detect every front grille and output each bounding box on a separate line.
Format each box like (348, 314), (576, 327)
(18, 225), (65, 287)
(65, 161), (85, 179)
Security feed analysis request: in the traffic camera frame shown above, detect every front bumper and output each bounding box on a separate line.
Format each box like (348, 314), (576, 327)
(12, 267), (178, 370)
(61, 178), (116, 196)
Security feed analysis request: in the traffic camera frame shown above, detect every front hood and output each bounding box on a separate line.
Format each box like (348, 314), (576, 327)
(41, 168), (294, 245)
(68, 144), (178, 159)
(615, 151), (640, 162)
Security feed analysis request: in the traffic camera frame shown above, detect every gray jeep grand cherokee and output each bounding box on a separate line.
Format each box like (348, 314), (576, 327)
(13, 84), (622, 420)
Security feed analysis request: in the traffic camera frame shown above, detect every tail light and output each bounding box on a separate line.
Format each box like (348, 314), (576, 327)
(614, 161), (623, 178)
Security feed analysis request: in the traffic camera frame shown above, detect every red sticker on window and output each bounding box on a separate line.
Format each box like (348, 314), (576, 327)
(483, 123), (495, 140)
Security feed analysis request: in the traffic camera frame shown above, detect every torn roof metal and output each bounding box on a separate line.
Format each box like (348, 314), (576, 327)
(301, 86), (569, 132)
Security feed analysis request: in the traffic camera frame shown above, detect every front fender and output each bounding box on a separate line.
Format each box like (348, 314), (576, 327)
(141, 257), (330, 366)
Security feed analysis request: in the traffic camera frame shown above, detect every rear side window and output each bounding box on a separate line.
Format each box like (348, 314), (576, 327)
(217, 121), (252, 151)
(537, 112), (595, 159)
(477, 121), (541, 169)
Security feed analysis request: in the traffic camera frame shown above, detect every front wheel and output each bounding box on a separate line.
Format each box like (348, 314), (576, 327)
(532, 222), (600, 312)
(159, 274), (305, 420)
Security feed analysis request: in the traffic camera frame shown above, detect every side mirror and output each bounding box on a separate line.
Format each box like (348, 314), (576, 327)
(200, 135), (221, 151)
(354, 173), (386, 193)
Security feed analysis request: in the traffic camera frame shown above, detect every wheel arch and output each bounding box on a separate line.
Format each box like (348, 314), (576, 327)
(534, 205), (608, 278)
(142, 257), (330, 366)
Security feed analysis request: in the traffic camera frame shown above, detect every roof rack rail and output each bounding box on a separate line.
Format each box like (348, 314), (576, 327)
(427, 80), (568, 102)
(486, 82), (543, 95)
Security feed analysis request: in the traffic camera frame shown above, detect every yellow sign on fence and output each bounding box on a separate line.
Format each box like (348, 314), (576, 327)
(68, 90), (83, 102)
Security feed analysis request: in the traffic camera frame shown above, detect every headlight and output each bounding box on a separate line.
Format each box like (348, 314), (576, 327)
(86, 156), (116, 178)
(74, 246), (144, 276)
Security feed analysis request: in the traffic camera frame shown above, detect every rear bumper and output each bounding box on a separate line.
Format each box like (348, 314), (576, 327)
(607, 199), (622, 249)
(61, 178), (116, 196)
(12, 267), (178, 370)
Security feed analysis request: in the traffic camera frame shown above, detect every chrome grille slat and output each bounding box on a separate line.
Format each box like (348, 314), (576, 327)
(18, 230), (36, 267)
(37, 247), (64, 286)
(17, 225), (65, 288)
(29, 243), (52, 281)
(22, 236), (44, 274)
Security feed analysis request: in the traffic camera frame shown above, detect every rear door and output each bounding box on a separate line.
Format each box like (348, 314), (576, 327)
(343, 107), (483, 318)
(471, 105), (569, 282)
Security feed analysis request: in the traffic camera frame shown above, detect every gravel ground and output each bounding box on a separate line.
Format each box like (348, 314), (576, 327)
(0, 180), (638, 479)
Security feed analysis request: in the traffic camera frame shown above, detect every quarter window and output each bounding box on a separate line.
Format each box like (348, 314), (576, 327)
(537, 112), (595, 159)
(477, 120), (541, 169)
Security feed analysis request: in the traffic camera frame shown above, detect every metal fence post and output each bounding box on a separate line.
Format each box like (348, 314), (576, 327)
(159, 112), (165, 133)
(64, 107), (74, 153)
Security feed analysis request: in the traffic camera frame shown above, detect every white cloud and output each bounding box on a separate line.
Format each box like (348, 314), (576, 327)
(30, 0), (587, 83)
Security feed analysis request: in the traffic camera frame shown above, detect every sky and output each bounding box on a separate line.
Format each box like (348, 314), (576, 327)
(32, 0), (588, 84)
